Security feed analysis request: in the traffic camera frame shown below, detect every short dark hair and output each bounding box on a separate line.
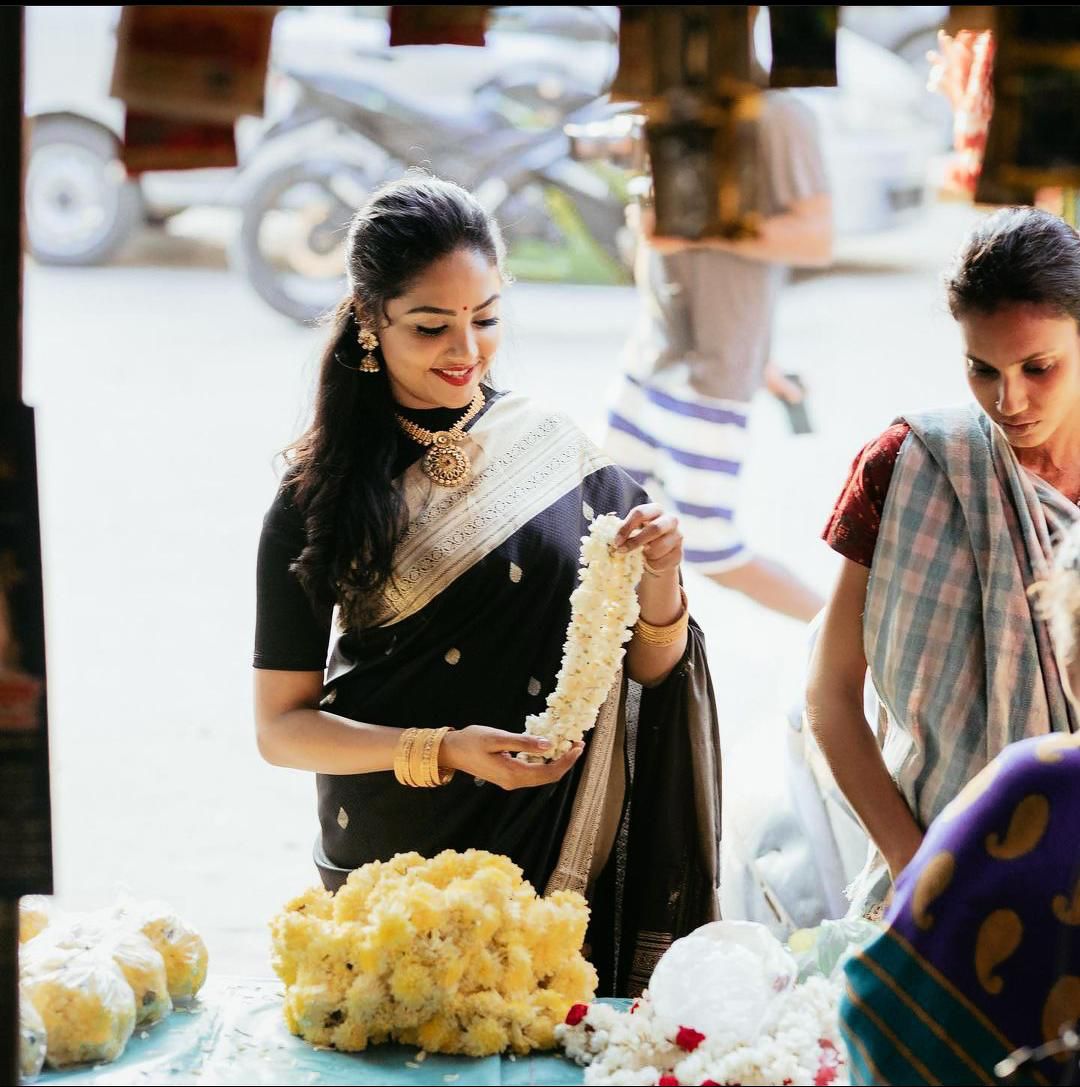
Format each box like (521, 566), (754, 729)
(945, 206), (1080, 324)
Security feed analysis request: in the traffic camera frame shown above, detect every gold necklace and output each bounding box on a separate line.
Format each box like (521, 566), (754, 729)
(396, 388), (485, 487)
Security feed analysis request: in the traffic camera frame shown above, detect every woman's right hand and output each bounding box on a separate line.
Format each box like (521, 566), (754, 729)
(440, 726), (584, 790)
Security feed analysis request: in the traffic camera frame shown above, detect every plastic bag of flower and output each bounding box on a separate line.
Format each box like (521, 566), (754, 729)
(111, 897), (209, 1001)
(19, 895), (55, 944)
(20, 944), (136, 1069)
(35, 917), (174, 1027)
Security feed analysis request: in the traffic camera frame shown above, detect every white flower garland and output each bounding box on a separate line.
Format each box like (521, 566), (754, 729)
(522, 514), (643, 761)
(556, 978), (847, 1087)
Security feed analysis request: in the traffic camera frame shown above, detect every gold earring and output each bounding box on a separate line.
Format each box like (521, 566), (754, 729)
(358, 326), (380, 373)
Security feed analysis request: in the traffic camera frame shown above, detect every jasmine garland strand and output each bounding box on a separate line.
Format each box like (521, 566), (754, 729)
(521, 514), (643, 762)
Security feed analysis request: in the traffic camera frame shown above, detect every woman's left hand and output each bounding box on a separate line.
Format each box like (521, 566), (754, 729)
(613, 503), (683, 574)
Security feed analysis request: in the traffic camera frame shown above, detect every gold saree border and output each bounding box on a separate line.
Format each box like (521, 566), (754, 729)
(369, 393), (613, 628)
(545, 673), (625, 898)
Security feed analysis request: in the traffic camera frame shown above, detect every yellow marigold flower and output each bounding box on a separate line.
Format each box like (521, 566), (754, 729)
(332, 1018), (369, 1051)
(469, 950), (501, 991)
(354, 939), (382, 977)
(475, 903), (501, 944)
(435, 953), (467, 991)
(270, 850), (595, 1056)
(464, 989), (509, 1021)
(405, 881), (444, 932)
(389, 958), (436, 1012)
(416, 1013), (455, 1052)
(283, 886), (333, 920)
(371, 909), (414, 952)
(347, 971), (384, 1017)
(551, 956), (598, 999)
(463, 1017), (510, 1057)
(502, 944), (534, 996)
(387, 852), (426, 875)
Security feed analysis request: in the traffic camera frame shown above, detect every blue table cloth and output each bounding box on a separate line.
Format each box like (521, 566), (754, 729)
(33, 978), (615, 1086)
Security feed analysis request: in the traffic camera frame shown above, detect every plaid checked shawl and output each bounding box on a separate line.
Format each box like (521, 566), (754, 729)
(851, 405), (1078, 911)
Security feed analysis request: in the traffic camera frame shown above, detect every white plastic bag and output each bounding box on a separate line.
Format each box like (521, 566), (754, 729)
(18, 895), (54, 944)
(21, 945), (136, 1068)
(648, 921), (797, 1047)
(789, 917), (881, 981)
(114, 898), (208, 1001)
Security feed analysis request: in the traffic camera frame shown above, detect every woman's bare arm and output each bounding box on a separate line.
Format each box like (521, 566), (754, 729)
(615, 505), (688, 687)
(254, 669), (401, 773)
(805, 557), (924, 880)
(626, 566), (687, 687)
(253, 669), (584, 788)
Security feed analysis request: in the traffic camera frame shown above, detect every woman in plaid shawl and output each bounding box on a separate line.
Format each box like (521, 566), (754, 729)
(839, 521), (1080, 1086)
(807, 207), (1080, 916)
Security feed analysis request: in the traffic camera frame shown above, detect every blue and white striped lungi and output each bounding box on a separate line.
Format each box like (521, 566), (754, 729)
(604, 370), (752, 574)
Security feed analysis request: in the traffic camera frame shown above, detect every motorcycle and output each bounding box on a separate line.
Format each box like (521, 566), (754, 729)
(234, 56), (635, 324)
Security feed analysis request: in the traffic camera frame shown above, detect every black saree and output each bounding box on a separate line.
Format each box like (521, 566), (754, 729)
(254, 390), (722, 996)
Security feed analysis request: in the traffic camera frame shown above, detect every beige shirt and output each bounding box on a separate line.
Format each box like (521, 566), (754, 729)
(626, 91), (829, 404)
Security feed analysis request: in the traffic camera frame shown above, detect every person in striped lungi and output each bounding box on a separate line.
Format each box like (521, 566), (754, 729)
(604, 89), (832, 622)
(808, 207), (1080, 920)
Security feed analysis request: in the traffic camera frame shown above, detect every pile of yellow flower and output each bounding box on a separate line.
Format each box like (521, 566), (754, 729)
(271, 850), (597, 1056)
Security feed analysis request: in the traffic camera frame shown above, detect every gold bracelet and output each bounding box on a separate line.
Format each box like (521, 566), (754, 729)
(394, 728), (419, 787)
(428, 726), (455, 786)
(395, 727), (458, 787)
(633, 587), (690, 647)
(409, 726), (429, 788)
(420, 728), (442, 787)
(416, 727), (455, 787)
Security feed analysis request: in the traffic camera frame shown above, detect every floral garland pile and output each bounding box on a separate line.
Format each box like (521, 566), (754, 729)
(556, 977), (847, 1087)
(523, 513), (642, 760)
(271, 850), (596, 1057)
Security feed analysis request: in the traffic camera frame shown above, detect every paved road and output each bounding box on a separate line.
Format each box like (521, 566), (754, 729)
(22, 201), (980, 974)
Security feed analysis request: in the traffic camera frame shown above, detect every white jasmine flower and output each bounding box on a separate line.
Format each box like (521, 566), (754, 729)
(522, 515), (643, 760)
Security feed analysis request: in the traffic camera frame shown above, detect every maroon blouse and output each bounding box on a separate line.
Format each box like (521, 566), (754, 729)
(822, 423), (911, 568)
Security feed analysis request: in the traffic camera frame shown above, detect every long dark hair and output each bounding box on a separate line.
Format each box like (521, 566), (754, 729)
(284, 175), (506, 626)
(945, 206), (1080, 323)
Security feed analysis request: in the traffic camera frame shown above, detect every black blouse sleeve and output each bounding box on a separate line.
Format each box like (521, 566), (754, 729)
(253, 483), (333, 671)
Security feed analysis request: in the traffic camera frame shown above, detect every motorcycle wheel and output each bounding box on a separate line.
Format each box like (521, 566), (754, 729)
(236, 159), (369, 324)
(27, 116), (144, 266)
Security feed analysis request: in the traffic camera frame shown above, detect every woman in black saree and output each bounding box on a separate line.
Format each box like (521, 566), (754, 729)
(253, 176), (722, 996)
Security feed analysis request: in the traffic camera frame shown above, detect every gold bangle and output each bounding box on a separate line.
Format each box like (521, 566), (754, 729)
(393, 730), (406, 786)
(394, 728), (412, 786)
(394, 728), (419, 787)
(633, 587), (689, 647)
(429, 726), (455, 786)
(394, 727), (457, 787)
(420, 728), (440, 787)
(409, 727), (429, 788)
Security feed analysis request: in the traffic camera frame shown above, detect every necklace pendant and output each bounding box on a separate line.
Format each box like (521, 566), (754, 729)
(422, 441), (471, 487)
